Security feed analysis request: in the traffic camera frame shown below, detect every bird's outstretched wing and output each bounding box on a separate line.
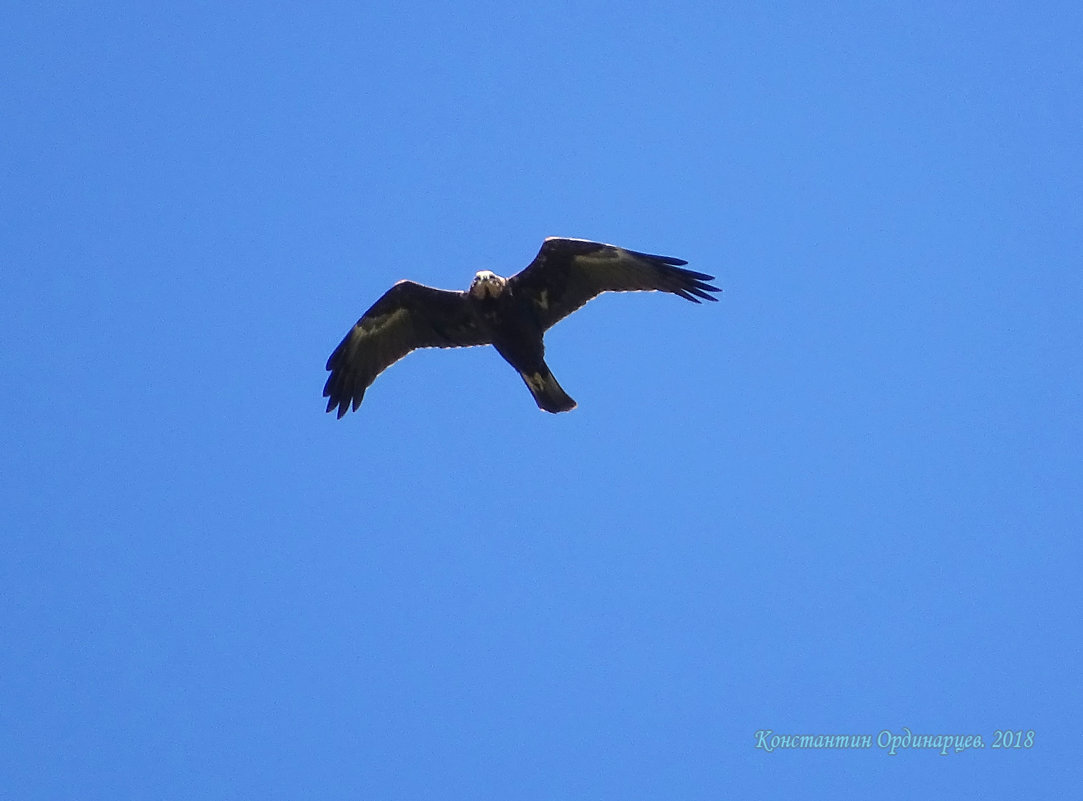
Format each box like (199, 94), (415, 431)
(323, 281), (489, 418)
(508, 237), (720, 330)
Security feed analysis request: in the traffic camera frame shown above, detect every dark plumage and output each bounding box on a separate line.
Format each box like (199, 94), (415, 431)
(323, 237), (720, 416)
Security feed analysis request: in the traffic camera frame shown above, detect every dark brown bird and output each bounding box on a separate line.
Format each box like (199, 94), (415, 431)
(323, 237), (720, 416)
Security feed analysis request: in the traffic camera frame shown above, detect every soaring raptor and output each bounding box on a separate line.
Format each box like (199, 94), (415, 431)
(323, 237), (720, 416)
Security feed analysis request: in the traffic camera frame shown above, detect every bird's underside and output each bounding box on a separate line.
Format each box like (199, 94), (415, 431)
(323, 237), (720, 417)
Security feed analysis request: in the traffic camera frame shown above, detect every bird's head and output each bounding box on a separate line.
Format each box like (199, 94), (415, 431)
(469, 270), (508, 300)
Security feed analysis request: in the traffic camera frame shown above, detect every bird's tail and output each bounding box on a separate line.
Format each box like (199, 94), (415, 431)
(520, 366), (577, 413)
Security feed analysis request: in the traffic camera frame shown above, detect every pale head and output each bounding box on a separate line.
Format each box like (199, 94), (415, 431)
(469, 270), (508, 300)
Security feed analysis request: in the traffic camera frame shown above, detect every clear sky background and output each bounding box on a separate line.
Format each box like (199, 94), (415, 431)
(3, 2), (1081, 798)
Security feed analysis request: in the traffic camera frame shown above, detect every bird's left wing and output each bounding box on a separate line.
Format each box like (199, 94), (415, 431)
(508, 237), (720, 330)
(323, 281), (489, 417)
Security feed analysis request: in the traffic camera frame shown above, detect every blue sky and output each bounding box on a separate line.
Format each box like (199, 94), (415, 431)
(3, 1), (1081, 798)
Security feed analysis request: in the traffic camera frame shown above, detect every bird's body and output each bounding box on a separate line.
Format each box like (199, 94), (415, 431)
(466, 272), (574, 412)
(323, 237), (720, 416)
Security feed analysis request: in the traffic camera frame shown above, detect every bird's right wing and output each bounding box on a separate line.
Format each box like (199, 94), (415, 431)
(323, 281), (489, 417)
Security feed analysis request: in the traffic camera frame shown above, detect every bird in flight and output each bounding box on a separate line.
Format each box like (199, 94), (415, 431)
(323, 237), (720, 416)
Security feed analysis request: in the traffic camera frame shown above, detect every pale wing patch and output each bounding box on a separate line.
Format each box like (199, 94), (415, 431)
(358, 307), (408, 337)
(342, 307), (412, 367)
(358, 307), (409, 338)
(574, 246), (624, 265)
